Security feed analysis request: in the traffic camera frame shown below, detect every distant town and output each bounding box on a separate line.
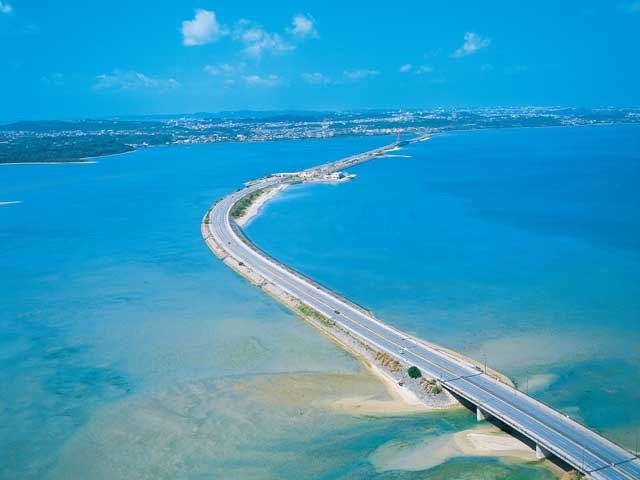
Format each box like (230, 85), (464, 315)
(1, 107), (639, 164)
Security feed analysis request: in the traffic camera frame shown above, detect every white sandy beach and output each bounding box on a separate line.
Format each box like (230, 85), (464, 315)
(330, 363), (434, 416)
(235, 184), (289, 227)
(371, 424), (562, 475)
(453, 425), (535, 458)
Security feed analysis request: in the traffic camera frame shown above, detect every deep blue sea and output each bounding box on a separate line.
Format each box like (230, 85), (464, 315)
(1, 125), (638, 479)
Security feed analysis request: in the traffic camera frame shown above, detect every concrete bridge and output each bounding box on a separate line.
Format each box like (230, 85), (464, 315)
(203, 139), (640, 479)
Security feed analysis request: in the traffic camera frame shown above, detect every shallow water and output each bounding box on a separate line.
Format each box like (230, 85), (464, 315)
(1, 127), (636, 478)
(0, 138), (383, 478)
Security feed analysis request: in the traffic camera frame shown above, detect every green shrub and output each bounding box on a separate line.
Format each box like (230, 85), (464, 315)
(298, 305), (334, 327)
(231, 188), (267, 218)
(408, 366), (422, 379)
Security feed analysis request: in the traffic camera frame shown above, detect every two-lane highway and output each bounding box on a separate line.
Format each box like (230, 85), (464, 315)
(203, 142), (639, 479)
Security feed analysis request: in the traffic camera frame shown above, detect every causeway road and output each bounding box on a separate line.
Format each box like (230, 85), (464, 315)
(203, 140), (639, 480)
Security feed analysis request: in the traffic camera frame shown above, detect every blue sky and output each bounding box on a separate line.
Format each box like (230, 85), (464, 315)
(1, 0), (640, 119)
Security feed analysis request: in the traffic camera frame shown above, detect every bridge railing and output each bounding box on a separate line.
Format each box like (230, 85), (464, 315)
(440, 379), (603, 474)
(478, 370), (638, 459)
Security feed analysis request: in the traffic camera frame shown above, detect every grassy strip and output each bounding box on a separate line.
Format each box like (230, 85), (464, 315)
(420, 378), (443, 394)
(298, 304), (335, 328)
(375, 351), (401, 372)
(230, 188), (267, 219)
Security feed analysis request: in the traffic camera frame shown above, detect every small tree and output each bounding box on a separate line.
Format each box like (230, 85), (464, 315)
(407, 366), (422, 379)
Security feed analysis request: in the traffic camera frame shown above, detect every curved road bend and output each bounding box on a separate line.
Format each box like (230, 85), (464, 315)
(204, 141), (640, 480)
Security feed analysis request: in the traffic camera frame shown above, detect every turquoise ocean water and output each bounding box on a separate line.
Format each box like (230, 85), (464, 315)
(1, 125), (638, 479)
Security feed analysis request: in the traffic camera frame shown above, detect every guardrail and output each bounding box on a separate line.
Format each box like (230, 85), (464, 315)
(229, 221), (377, 318)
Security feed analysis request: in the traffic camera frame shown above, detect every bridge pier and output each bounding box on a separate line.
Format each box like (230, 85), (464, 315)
(535, 444), (550, 460)
(476, 406), (490, 422)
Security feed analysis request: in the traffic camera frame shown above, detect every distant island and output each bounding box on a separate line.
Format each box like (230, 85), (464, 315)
(2, 107), (639, 164)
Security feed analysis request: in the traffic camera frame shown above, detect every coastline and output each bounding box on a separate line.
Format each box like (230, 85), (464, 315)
(0, 160), (98, 166)
(4, 122), (636, 167)
(78, 148), (136, 162)
(0, 145), (135, 166)
(235, 184), (289, 227)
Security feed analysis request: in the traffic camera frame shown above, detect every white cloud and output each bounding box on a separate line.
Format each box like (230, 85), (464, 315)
(452, 32), (490, 58)
(182, 9), (228, 46)
(233, 13), (316, 58)
(302, 72), (332, 84)
(343, 69), (380, 81)
(303, 69), (381, 85)
(290, 14), (317, 39)
(93, 70), (180, 92)
(244, 74), (281, 87)
(400, 64), (432, 75)
(0, 1), (12, 14)
(204, 62), (245, 76)
(235, 20), (294, 58)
